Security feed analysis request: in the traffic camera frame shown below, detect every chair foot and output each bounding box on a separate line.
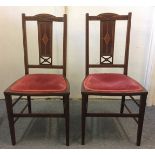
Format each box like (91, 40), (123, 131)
(81, 94), (87, 145)
(136, 94), (147, 146)
(4, 94), (16, 146)
(136, 141), (141, 146)
(82, 140), (85, 145)
(64, 95), (70, 146)
(81, 120), (85, 145)
(12, 141), (16, 145)
(66, 142), (69, 146)
(10, 125), (16, 146)
(65, 126), (69, 146)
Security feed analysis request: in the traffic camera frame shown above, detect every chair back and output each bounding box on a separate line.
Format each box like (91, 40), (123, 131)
(22, 13), (67, 76)
(85, 13), (132, 75)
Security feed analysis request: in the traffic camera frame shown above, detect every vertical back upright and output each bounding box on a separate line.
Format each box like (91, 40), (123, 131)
(22, 13), (29, 74)
(124, 12), (132, 75)
(86, 13), (89, 76)
(63, 14), (67, 77)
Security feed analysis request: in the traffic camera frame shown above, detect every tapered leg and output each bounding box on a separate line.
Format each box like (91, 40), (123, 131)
(4, 93), (16, 145)
(64, 95), (69, 146)
(27, 96), (32, 113)
(82, 94), (87, 145)
(63, 96), (65, 114)
(85, 95), (88, 113)
(120, 96), (125, 113)
(137, 94), (147, 146)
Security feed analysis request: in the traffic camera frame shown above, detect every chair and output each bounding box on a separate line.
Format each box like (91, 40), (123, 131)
(4, 13), (70, 146)
(81, 12), (148, 146)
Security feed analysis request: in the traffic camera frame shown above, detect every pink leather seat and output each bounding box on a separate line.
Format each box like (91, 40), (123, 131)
(84, 73), (143, 92)
(10, 74), (67, 92)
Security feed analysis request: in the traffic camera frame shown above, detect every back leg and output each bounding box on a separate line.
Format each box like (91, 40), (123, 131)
(120, 96), (125, 113)
(27, 96), (32, 113)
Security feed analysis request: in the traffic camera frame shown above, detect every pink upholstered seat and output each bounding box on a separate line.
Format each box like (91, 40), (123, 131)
(83, 73), (143, 92)
(10, 74), (67, 92)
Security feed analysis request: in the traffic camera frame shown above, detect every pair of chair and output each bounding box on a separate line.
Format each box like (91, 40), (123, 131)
(4, 13), (148, 146)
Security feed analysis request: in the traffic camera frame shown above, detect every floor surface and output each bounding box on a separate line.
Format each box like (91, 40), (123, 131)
(0, 98), (155, 149)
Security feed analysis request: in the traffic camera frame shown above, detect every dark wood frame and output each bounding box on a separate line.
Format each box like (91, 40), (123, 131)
(4, 13), (70, 146)
(81, 12), (148, 146)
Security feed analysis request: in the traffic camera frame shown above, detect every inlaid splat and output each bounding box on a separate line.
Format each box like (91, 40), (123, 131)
(38, 21), (53, 65)
(99, 13), (117, 64)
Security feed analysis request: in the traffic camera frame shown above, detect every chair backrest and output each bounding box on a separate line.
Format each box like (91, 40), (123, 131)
(22, 13), (67, 77)
(85, 12), (132, 76)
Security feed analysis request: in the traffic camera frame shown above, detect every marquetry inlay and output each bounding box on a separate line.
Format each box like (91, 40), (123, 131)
(100, 18), (115, 64)
(42, 33), (49, 46)
(38, 21), (52, 65)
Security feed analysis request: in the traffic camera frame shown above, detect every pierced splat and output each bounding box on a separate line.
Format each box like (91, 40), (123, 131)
(99, 13), (117, 64)
(38, 20), (53, 65)
(101, 56), (113, 64)
(40, 56), (52, 65)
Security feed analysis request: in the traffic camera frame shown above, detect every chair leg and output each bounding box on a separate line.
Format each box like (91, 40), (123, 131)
(86, 95), (88, 113)
(137, 94), (147, 146)
(27, 96), (32, 113)
(64, 95), (69, 146)
(120, 96), (125, 113)
(4, 94), (16, 145)
(63, 96), (65, 114)
(82, 94), (87, 145)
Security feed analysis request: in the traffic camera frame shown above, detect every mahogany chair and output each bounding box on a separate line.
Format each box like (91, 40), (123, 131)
(81, 12), (148, 146)
(4, 13), (70, 146)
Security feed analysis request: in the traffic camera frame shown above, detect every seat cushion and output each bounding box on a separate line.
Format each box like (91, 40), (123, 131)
(10, 74), (67, 92)
(83, 73), (143, 92)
